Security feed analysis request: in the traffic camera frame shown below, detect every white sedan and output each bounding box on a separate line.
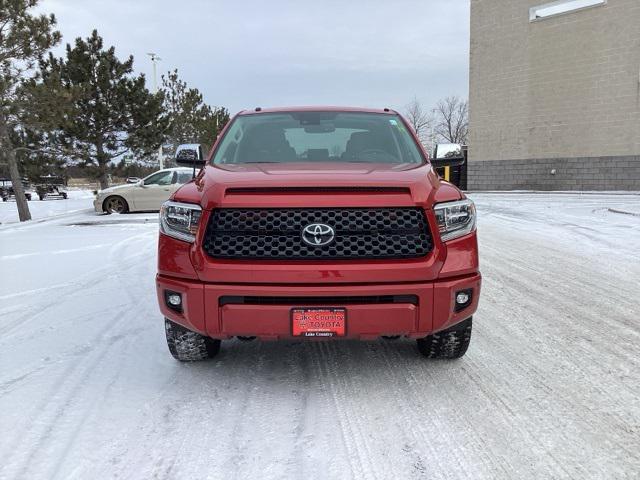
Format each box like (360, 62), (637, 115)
(94, 168), (194, 214)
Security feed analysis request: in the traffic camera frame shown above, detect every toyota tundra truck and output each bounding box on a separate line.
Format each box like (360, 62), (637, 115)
(156, 107), (480, 361)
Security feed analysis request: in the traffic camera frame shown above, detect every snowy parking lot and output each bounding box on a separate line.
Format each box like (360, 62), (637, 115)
(1, 192), (639, 480)
(0, 189), (96, 225)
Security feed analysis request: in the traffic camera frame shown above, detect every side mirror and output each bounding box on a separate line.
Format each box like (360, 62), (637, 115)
(175, 144), (205, 167)
(431, 143), (466, 168)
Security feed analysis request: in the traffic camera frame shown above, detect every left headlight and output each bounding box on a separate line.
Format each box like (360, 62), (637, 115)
(434, 199), (476, 242)
(160, 200), (202, 243)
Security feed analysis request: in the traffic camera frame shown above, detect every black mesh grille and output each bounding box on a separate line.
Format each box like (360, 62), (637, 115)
(203, 208), (432, 260)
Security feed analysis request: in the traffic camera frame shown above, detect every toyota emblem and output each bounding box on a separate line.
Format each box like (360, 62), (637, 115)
(302, 223), (335, 246)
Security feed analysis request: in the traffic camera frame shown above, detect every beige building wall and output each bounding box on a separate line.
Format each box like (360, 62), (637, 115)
(468, 0), (640, 190)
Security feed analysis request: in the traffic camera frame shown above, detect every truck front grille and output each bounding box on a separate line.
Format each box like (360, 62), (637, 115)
(202, 207), (432, 260)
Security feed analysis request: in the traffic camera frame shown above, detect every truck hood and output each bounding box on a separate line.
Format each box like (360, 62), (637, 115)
(174, 161), (463, 208)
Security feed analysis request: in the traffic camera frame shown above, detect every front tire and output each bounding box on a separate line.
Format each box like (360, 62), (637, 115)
(165, 319), (221, 362)
(417, 317), (472, 359)
(103, 195), (129, 214)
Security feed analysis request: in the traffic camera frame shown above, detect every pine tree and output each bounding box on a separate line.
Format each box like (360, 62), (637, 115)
(0, 0), (61, 221)
(8, 126), (66, 180)
(161, 69), (229, 162)
(35, 30), (169, 189)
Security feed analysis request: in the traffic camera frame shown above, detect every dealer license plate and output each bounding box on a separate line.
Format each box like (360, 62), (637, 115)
(291, 308), (346, 337)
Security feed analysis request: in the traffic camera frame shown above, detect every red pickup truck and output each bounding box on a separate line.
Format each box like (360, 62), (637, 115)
(156, 107), (480, 361)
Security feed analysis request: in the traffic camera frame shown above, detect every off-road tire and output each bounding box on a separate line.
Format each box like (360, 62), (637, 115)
(165, 318), (220, 361)
(417, 317), (472, 359)
(103, 195), (129, 214)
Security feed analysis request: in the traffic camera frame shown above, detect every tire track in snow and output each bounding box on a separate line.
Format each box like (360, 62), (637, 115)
(0, 233), (155, 340)
(0, 251), (154, 400)
(1, 305), (130, 479)
(46, 325), (150, 480)
(324, 341), (385, 480)
(378, 341), (513, 479)
(0, 223), (158, 479)
(375, 342), (486, 479)
(0, 243), (111, 261)
(48, 226), (187, 480)
(46, 250), (157, 479)
(309, 341), (372, 480)
(365, 341), (451, 479)
(477, 263), (640, 467)
(474, 225), (640, 476)
(287, 344), (319, 478)
(482, 239), (640, 375)
(92, 341), (275, 480)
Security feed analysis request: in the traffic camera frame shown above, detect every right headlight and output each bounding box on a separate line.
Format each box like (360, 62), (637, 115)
(160, 200), (202, 243)
(434, 199), (476, 242)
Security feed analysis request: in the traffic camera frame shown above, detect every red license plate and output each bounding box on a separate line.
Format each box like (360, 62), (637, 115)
(291, 308), (346, 337)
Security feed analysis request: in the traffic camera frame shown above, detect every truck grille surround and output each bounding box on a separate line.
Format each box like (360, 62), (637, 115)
(202, 208), (433, 260)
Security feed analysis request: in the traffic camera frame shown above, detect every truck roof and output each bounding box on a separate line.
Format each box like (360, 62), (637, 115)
(237, 106), (399, 116)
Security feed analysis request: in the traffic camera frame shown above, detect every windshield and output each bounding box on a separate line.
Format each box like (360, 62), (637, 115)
(211, 111), (424, 165)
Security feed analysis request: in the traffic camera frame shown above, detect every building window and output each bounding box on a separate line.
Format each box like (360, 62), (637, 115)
(530, 0), (606, 22)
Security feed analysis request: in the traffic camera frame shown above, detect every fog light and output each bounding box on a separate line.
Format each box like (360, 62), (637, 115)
(456, 292), (470, 305)
(165, 290), (183, 313)
(454, 289), (473, 312)
(167, 294), (182, 306)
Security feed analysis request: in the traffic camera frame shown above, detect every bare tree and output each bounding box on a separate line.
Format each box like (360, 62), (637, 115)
(403, 97), (433, 148)
(434, 96), (468, 145)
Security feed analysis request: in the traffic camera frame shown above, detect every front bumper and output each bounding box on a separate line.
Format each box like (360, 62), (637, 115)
(156, 273), (481, 340)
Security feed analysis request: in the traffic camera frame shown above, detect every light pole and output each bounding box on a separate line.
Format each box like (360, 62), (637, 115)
(147, 52), (164, 169)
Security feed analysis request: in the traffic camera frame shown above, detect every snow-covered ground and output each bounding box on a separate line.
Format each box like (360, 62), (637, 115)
(0, 189), (96, 225)
(0, 193), (639, 480)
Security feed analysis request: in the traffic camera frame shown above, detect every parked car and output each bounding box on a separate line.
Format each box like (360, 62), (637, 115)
(157, 107), (480, 361)
(94, 167), (194, 213)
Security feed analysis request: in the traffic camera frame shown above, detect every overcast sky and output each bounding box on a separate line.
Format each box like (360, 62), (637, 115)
(38, 0), (470, 116)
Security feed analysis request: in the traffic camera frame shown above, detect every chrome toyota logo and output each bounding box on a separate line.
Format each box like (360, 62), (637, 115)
(302, 223), (335, 246)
